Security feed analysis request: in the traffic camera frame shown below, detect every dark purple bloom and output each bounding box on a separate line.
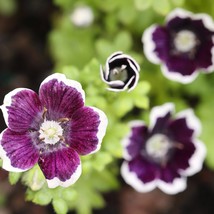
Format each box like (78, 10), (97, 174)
(0, 73), (108, 188)
(100, 51), (140, 92)
(142, 8), (214, 83)
(121, 103), (206, 194)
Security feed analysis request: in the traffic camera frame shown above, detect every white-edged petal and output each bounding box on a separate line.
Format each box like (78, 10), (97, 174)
(161, 64), (199, 84)
(47, 164), (82, 188)
(122, 120), (145, 160)
(0, 88), (34, 127)
(204, 36), (214, 73)
(150, 103), (175, 130)
(0, 129), (29, 172)
(175, 109), (201, 137)
(166, 8), (193, 22)
(142, 25), (162, 64)
(40, 73), (85, 103)
(180, 139), (206, 177)
(121, 161), (157, 192)
(157, 177), (187, 195)
(86, 107), (108, 154)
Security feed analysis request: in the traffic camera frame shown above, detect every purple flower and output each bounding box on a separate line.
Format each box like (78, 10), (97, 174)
(100, 51), (140, 92)
(121, 103), (206, 194)
(0, 73), (108, 188)
(142, 8), (214, 83)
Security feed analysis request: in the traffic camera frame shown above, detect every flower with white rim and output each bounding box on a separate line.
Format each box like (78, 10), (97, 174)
(121, 103), (206, 194)
(100, 51), (140, 92)
(70, 5), (94, 27)
(142, 8), (214, 83)
(0, 73), (108, 188)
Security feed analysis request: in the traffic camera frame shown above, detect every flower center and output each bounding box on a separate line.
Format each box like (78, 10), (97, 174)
(174, 30), (197, 52)
(109, 65), (128, 82)
(145, 134), (171, 160)
(39, 120), (63, 145)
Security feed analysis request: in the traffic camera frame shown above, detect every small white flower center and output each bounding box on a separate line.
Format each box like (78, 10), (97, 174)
(174, 30), (197, 52)
(109, 65), (128, 82)
(39, 120), (63, 145)
(145, 134), (171, 159)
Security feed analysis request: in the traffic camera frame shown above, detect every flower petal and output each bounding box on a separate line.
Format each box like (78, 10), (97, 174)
(157, 177), (187, 195)
(168, 117), (195, 143)
(161, 64), (199, 84)
(167, 8), (214, 32)
(180, 139), (206, 176)
(142, 25), (163, 64)
(150, 103), (175, 131)
(122, 121), (148, 160)
(38, 147), (81, 188)
(39, 73), (85, 120)
(121, 159), (157, 193)
(175, 109), (201, 137)
(0, 129), (39, 172)
(157, 166), (187, 194)
(1, 88), (43, 132)
(67, 106), (107, 155)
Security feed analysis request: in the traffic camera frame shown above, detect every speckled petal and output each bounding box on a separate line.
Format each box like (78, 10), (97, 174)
(0, 129), (39, 172)
(1, 88), (43, 132)
(39, 73), (85, 120)
(38, 147), (81, 188)
(67, 106), (108, 155)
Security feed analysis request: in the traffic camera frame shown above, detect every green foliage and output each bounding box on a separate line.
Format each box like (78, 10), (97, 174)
(9, 171), (22, 185)
(0, 0), (17, 16)
(3, 0), (214, 213)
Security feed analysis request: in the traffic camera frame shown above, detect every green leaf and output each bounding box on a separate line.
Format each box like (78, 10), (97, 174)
(0, 0), (17, 16)
(22, 165), (45, 191)
(62, 188), (78, 202)
(118, 3), (137, 25)
(134, 0), (153, 11)
(33, 190), (52, 205)
(92, 152), (113, 171)
(152, 0), (171, 15)
(114, 31), (133, 52)
(9, 172), (22, 185)
(171, 0), (185, 6)
(53, 198), (69, 214)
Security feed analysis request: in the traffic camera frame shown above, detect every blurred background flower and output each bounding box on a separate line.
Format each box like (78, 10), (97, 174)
(1, 0), (214, 214)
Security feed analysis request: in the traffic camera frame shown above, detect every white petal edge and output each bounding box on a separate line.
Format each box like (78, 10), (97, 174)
(108, 52), (140, 72)
(0, 129), (30, 172)
(104, 51), (123, 80)
(121, 120), (145, 160)
(86, 106), (108, 154)
(157, 177), (187, 195)
(121, 161), (157, 192)
(203, 36), (214, 73)
(142, 24), (162, 64)
(166, 8), (214, 32)
(175, 109), (201, 137)
(161, 64), (199, 84)
(39, 73), (85, 103)
(180, 139), (206, 177)
(0, 88), (34, 127)
(127, 59), (140, 92)
(149, 103), (175, 130)
(47, 163), (82, 188)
